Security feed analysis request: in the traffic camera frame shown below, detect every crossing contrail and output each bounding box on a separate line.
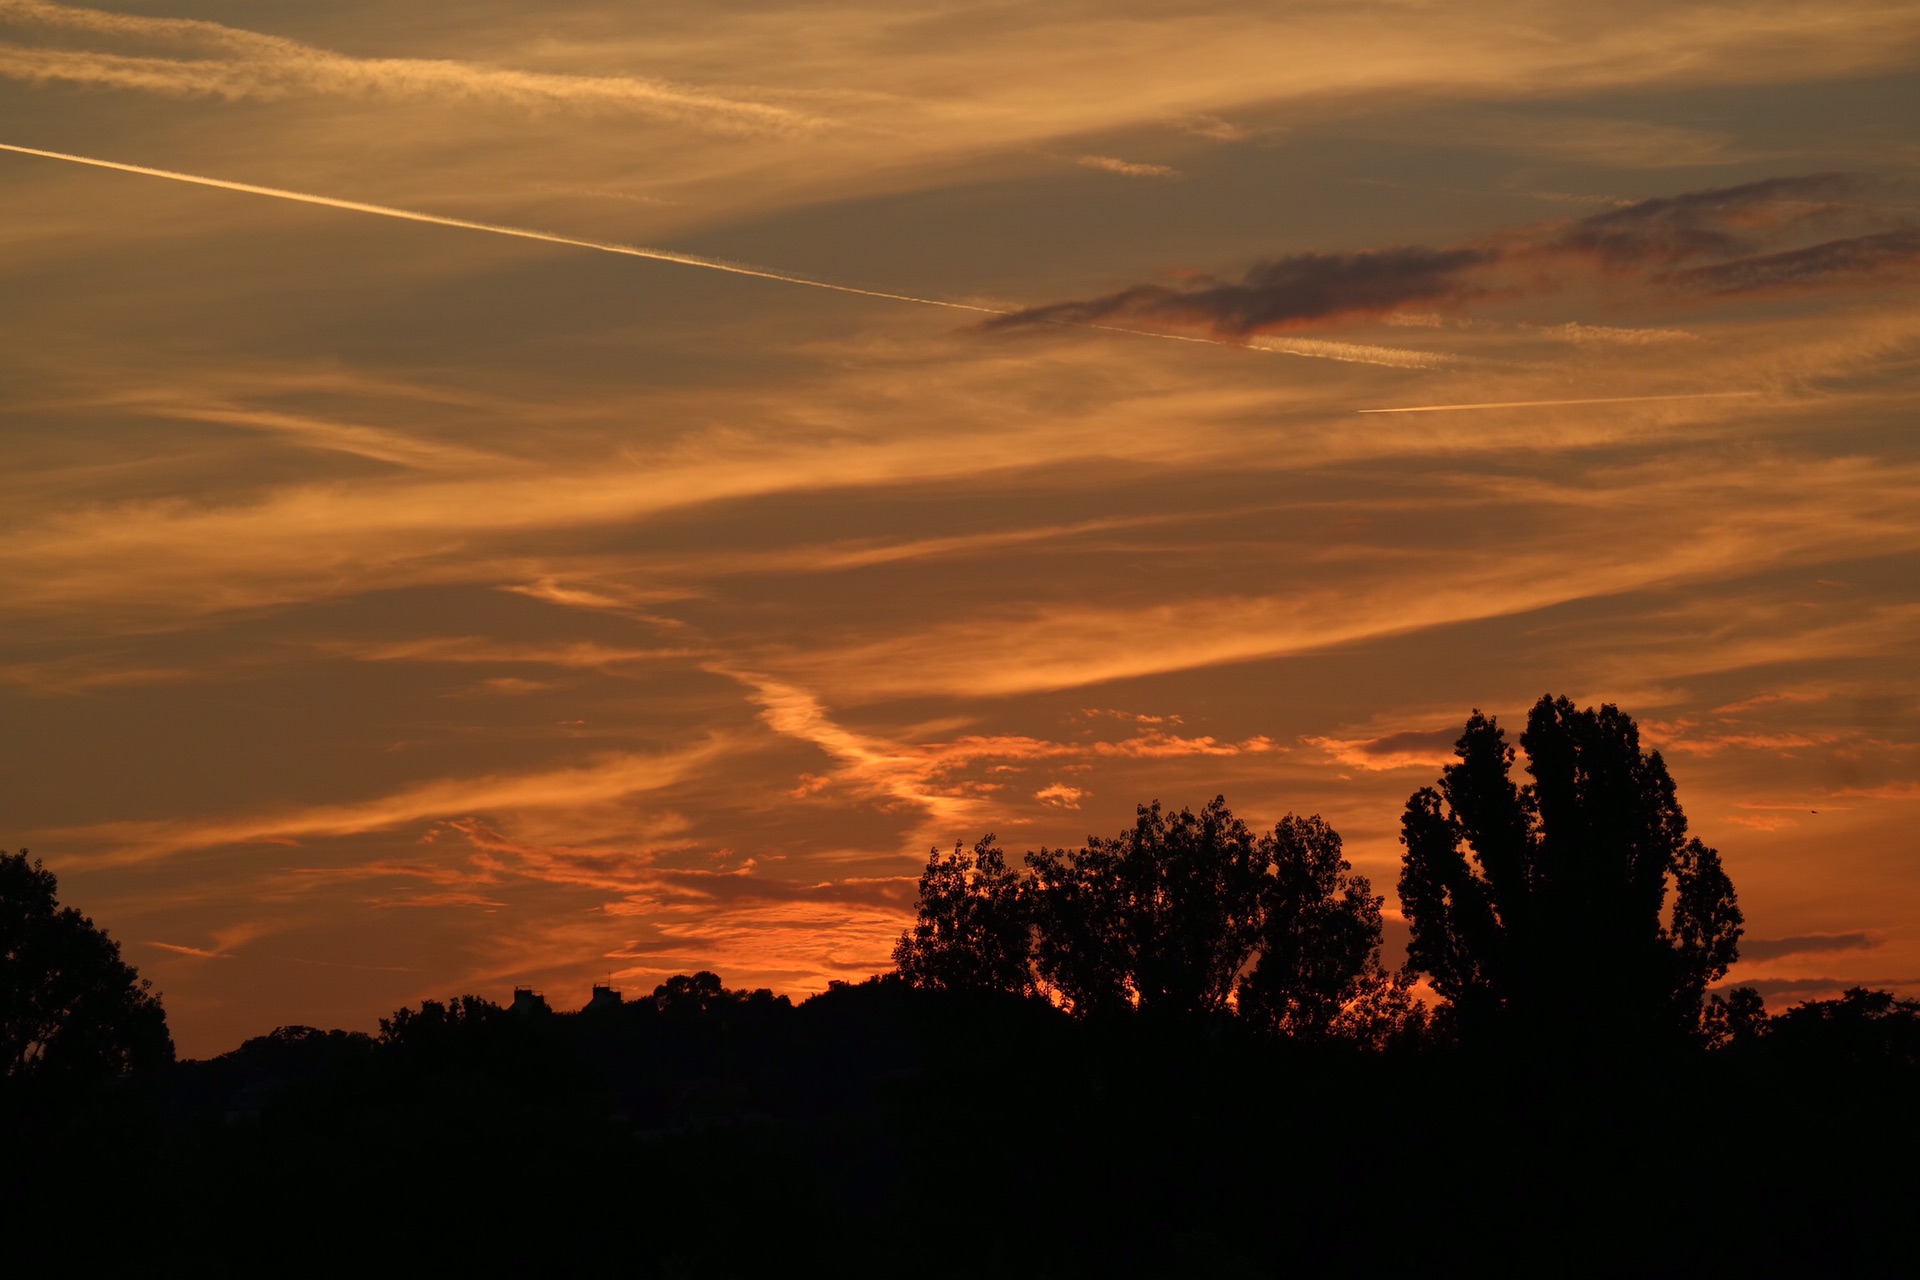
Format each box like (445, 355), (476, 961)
(1355, 391), (1760, 414)
(0, 140), (1454, 369)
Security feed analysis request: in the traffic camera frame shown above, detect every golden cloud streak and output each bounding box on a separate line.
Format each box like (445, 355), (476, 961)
(1357, 391), (1760, 414)
(0, 0), (816, 133)
(51, 738), (732, 864)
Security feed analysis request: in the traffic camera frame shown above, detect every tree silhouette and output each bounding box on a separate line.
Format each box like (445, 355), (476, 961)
(0, 849), (173, 1084)
(1236, 814), (1405, 1042)
(892, 836), (1032, 997)
(1028, 798), (1267, 1018)
(654, 970), (750, 1015)
(377, 994), (503, 1049)
(1703, 985), (1767, 1050)
(1768, 987), (1920, 1067)
(897, 800), (1399, 1033)
(1398, 696), (1742, 1047)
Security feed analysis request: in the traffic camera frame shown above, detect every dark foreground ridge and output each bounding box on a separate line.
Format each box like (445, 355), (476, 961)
(7, 976), (1920, 1275)
(5, 696), (1917, 1273)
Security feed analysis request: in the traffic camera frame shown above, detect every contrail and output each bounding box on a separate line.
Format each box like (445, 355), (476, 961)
(0, 141), (1003, 317)
(1355, 391), (1760, 414)
(0, 141), (1445, 368)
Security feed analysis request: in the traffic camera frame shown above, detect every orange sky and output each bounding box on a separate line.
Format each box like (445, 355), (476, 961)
(2, 0), (1917, 1055)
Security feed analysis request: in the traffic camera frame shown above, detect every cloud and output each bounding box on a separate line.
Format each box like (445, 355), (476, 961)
(467, 676), (555, 696)
(1356, 391), (1755, 415)
(713, 665), (1277, 835)
(1550, 174), (1857, 267)
(1307, 727), (1460, 771)
(1456, 115), (1737, 169)
(1713, 690), (1831, 715)
(1246, 334), (1453, 369)
(366, 891), (507, 909)
(990, 246), (1494, 338)
(1834, 781), (1920, 801)
(1730, 976), (1920, 1004)
(143, 920), (277, 960)
(146, 941), (230, 960)
(0, 0), (815, 133)
(1742, 932), (1878, 963)
(1670, 228), (1920, 293)
(1034, 783), (1086, 809)
(989, 173), (1902, 340)
(1078, 154), (1176, 179)
(142, 402), (501, 471)
(0, 654), (192, 694)
(328, 636), (696, 671)
(51, 739), (730, 863)
(1176, 114), (1246, 141)
(1644, 723), (1839, 756)
(1523, 321), (1699, 345)
(396, 820), (917, 948)
(612, 866), (917, 913)
(600, 897), (904, 994)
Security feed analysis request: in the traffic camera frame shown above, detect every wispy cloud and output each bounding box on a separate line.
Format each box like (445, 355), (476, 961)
(147, 940), (229, 959)
(1644, 722), (1840, 756)
(992, 246), (1494, 337)
(52, 739), (731, 863)
(1742, 932), (1878, 963)
(0, 0), (816, 133)
(323, 636), (701, 672)
(145, 403), (503, 471)
(1307, 728), (1460, 772)
(1834, 781), (1920, 801)
(1549, 174), (1856, 267)
(1078, 154), (1176, 178)
(143, 920), (277, 960)
(1034, 782), (1087, 809)
(1670, 228), (1920, 293)
(715, 665), (1277, 833)
(0, 653), (192, 694)
(990, 174), (1911, 340)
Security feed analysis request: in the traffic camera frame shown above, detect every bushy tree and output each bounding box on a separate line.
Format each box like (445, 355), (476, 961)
(1398, 696), (1742, 1048)
(1768, 987), (1920, 1067)
(898, 799), (1396, 1038)
(892, 836), (1033, 997)
(1702, 985), (1768, 1050)
(1237, 814), (1405, 1041)
(0, 849), (173, 1084)
(1028, 798), (1267, 1018)
(377, 994), (504, 1049)
(653, 970), (788, 1015)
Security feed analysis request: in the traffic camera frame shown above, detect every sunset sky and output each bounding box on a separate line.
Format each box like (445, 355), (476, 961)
(3, 0), (1918, 1056)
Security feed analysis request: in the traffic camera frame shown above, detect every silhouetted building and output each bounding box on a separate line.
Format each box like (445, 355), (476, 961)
(510, 987), (551, 1016)
(584, 983), (623, 1012)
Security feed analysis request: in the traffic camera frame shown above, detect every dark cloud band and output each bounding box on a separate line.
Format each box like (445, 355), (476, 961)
(991, 173), (1900, 339)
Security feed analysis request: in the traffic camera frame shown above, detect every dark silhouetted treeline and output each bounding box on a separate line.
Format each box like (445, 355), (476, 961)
(5, 697), (1918, 1273)
(8, 972), (1919, 1274)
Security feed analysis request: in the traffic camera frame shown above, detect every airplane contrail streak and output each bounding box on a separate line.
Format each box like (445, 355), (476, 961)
(0, 141), (1004, 315)
(1355, 391), (1760, 414)
(0, 141), (1448, 369)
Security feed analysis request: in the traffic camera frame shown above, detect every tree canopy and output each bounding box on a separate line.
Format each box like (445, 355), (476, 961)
(1236, 814), (1407, 1042)
(1398, 696), (1742, 1048)
(891, 836), (1033, 998)
(1, 849), (173, 1085)
(1029, 798), (1269, 1018)
(896, 797), (1398, 1037)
